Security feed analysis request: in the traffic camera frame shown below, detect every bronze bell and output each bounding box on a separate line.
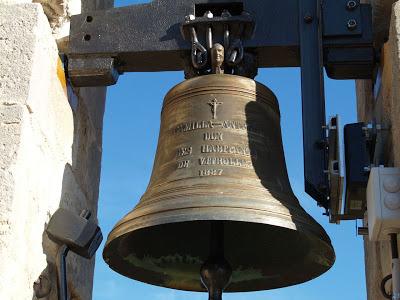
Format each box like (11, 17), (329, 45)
(103, 74), (335, 294)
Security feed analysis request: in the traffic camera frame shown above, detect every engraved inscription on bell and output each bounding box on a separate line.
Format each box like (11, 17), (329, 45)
(200, 144), (252, 156)
(204, 132), (223, 141)
(167, 83), (273, 181)
(199, 157), (253, 169)
(174, 120), (264, 135)
(177, 160), (190, 169)
(175, 121), (213, 133)
(199, 169), (223, 177)
(177, 146), (192, 157)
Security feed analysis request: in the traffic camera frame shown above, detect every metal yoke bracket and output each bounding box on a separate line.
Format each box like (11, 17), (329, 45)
(66, 0), (375, 210)
(299, 0), (328, 208)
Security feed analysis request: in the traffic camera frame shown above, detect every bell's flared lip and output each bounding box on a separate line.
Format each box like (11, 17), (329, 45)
(103, 207), (335, 293)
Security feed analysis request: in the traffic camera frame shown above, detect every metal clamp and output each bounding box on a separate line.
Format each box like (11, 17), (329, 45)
(181, 9), (255, 72)
(190, 27), (208, 69)
(226, 38), (244, 66)
(46, 208), (103, 300)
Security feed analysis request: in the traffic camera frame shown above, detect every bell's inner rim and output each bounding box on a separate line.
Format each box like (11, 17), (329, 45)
(103, 219), (335, 293)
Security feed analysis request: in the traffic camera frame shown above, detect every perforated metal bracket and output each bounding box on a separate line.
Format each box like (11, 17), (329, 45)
(323, 0), (362, 37)
(327, 116), (344, 224)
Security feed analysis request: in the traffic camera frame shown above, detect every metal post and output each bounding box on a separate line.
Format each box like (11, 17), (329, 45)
(299, 0), (329, 208)
(57, 245), (69, 300)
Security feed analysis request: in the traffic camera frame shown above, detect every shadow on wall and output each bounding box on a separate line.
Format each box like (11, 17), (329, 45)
(32, 86), (107, 300)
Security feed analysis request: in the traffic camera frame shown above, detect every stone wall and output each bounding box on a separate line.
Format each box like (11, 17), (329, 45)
(357, 1), (400, 299)
(0, 0), (111, 299)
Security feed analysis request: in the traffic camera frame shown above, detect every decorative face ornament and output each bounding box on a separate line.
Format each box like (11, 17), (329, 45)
(211, 43), (225, 74)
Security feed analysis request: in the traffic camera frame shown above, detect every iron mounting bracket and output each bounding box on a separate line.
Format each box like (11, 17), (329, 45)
(66, 0), (375, 210)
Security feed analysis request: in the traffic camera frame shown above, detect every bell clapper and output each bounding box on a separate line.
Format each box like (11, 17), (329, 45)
(200, 222), (232, 300)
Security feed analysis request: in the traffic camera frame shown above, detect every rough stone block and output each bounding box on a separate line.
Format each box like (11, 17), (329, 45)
(371, 0), (397, 47)
(0, 0), (110, 298)
(33, 0), (81, 46)
(0, 3), (75, 300)
(388, 2), (400, 166)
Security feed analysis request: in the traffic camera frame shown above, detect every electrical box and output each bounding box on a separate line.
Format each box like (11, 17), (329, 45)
(46, 208), (103, 258)
(344, 123), (370, 219)
(367, 167), (400, 241)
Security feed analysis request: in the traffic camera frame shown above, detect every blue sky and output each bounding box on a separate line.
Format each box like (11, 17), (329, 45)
(93, 1), (366, 299)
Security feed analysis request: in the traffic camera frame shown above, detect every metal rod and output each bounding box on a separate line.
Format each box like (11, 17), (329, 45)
(391, 234), (399, 259)
(58, 245), (69, 300)
(80, 209), (91, 220)
(190, 27), (198, 43)
(206, 27), (213, 50)
(298, 0), (329, 207)
(57, 210), (92, 300)
(223, 26), (230, 50)
(228, 51), (237, 64)
(200, 222), (232, 300)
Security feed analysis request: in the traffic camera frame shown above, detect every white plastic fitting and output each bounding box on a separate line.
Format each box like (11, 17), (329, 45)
(367, 167), (400, 241)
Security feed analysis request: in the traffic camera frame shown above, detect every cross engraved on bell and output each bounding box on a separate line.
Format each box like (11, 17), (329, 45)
(208, 98), (223, 119)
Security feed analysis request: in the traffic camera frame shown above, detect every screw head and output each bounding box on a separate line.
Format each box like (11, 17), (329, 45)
(304, 15), (313, 23)
(204, 10), (214, 19)
(363, 123), (374, 131)
(347, 19), (358, 30)
(346, 0), (358, 10)
(363, 166), (371, 173)
(221, 9), (232, 17)
(185, 14), (195, 22)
